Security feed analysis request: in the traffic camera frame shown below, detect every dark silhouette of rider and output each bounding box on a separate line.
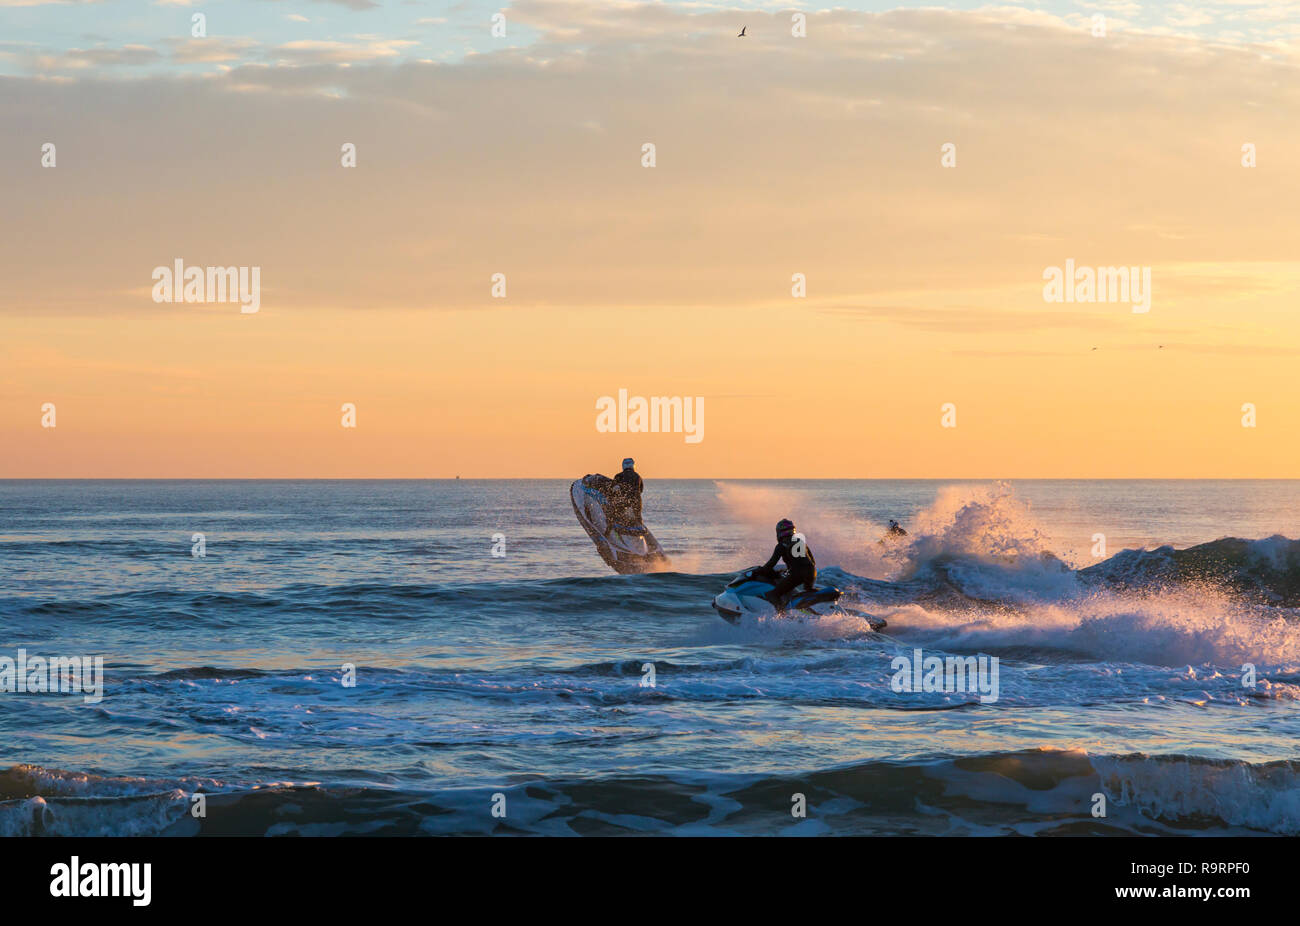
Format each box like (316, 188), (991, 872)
(760, 519), (816, 605)
(610, 457), (643, 526)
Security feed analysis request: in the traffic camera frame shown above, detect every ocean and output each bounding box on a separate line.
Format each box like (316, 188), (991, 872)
(2, 478), (1298, 836)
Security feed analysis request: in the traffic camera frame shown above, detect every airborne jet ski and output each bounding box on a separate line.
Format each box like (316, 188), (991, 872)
(570, 475), (670, 574)
(712, 565), (886, 629)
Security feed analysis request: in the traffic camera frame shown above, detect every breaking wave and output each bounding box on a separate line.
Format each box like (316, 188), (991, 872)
(5, 751), (1297, 836)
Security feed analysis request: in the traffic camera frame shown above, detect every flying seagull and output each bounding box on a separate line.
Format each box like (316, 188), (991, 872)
(738, 26), (747, 37)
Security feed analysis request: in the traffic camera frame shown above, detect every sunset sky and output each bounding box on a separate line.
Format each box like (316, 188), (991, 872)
(3, 0), (1300, 478)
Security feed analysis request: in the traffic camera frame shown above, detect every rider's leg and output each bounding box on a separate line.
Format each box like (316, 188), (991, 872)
(765, 572), (801, 606)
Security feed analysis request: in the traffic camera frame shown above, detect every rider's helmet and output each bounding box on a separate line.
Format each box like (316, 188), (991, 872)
(776, 519), (796, 542)
(622, 458), (635, 471)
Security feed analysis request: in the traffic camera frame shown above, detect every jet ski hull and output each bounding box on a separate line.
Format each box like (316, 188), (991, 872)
(570, 476), (670, 575)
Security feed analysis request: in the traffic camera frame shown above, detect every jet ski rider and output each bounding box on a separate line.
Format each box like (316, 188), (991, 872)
(760, 518), (817, 606)
(610, 457), (644, 526)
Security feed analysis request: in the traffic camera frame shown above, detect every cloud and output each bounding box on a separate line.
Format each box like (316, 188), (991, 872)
(272, 38), (421, 63)
(13, 43), (162, 71)
(302, 0), (379, 10)
(3, 2), (1300, 322)
(167, 36), (263, 64)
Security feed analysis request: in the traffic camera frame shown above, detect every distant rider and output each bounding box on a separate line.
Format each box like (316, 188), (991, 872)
(887, 519), (907, 537)
(610, 457), (644, 525)
(760, 518), (817, 606)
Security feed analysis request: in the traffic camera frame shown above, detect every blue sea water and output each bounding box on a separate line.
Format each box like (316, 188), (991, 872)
(2, 478), (1299, 836)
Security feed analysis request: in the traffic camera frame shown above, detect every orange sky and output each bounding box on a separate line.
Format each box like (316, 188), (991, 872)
(4, 4), (1300, 477)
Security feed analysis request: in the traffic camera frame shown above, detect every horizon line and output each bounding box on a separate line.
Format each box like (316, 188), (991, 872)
(3, 477), (1299, 482)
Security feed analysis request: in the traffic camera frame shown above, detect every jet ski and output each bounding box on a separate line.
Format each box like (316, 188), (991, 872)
(570, 475), (671, 574)
(712, 565), (886, 629)
(877, 519), (909, 546)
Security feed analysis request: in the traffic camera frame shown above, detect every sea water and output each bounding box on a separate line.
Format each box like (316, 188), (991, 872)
(1, 479), (1298, 835)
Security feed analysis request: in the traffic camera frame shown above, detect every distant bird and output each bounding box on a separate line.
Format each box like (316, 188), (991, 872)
(1091, 347), (1097, 351)
(738, 26), (747, 37)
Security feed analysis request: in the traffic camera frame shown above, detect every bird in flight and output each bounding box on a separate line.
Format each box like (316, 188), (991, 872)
(738, 26), (747, 37)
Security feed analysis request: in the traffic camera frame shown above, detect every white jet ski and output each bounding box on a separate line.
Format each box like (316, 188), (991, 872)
(570, 475), (671, 575)
(712, 565), (886, 629)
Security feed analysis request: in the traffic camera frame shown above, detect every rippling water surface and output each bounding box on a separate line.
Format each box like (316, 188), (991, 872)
(2, 479), (1299, 836)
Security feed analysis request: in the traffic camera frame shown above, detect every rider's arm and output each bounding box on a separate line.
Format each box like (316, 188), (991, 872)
(761, 544), (782, 572)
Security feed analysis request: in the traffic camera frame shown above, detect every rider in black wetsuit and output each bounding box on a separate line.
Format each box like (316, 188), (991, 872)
(760, 518), (816, 606)
(610, 457), (643, 525)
